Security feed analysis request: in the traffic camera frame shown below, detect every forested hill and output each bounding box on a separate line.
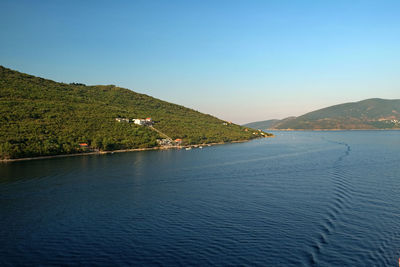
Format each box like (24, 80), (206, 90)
(0, 66), (266, 159)
(242, 119), (280, 130)
(245, 98), (400, 130)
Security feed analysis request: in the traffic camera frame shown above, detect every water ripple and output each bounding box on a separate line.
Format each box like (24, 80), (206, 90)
(305, 140), (354, 265)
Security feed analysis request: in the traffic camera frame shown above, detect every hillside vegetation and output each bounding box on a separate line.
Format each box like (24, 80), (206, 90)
(0, 66), (266, 159)
(245, 99), (400, 130)
(242, 119), (280, 129)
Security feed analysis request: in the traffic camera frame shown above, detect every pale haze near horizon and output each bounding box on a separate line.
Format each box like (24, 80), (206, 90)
(0, 0), (399, 124)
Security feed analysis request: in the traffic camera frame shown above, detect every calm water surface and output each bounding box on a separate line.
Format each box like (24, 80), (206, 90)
(1, 131), (399, 266)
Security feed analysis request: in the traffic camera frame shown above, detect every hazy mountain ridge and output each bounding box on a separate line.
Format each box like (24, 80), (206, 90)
(244, 99), (400, 130)
(241, 119), (281, 129)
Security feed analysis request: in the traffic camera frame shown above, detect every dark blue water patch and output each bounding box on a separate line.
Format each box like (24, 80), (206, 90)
(0, 131), (399, 266)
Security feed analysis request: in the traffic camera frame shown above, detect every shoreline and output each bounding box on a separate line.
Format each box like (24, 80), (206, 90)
(0, 139), (262, 163)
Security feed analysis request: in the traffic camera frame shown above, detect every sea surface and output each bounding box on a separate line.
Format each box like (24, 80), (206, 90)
(0, 131), (399, 266)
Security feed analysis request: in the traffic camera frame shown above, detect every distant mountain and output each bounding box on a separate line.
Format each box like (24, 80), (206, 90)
(244, 99), (400, 130)
(0, 66), (268, 159)
(243, 119), (280, 129)
(243, 117), (298, 129)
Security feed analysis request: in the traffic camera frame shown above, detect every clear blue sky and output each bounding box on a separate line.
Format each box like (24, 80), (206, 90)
(1, 0), (399, 124)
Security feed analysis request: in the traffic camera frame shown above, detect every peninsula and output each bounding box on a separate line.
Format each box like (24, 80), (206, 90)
(0, 66), (271, 160)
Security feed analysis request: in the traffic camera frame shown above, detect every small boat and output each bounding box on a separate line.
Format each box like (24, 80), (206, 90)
(185, 147), (192, 150)
(199, 146), (203, 149)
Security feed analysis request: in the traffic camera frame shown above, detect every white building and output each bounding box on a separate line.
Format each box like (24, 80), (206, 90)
(133, 119), (146, 125)
(133, 118), (154, 126)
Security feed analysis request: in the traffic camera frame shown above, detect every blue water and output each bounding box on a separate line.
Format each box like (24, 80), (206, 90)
(0, 131), (399, 266)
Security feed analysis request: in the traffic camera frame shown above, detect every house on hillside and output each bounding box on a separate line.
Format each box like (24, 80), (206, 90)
(133, 119), (146, 125)
(115, 117), (130, 123)
(145, 118), (154, 125)
(134, 118), (154, 126)
(157, 139), (173, 146)
(174, 138), (182, 145)
(79, 143), (89, 150)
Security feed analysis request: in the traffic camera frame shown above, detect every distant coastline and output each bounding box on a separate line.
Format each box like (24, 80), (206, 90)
(244, 99), (400, 130)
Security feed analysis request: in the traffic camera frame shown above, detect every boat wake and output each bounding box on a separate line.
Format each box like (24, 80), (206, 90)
(306, 140), (353, 266)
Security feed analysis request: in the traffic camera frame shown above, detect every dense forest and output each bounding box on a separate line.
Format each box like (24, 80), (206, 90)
(0, 66), (268, 159)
